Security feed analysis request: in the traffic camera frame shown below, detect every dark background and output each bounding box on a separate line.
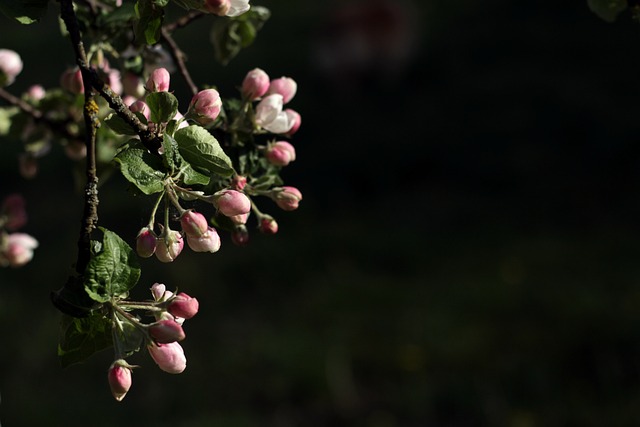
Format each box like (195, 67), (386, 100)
(3, 0), (640, 426)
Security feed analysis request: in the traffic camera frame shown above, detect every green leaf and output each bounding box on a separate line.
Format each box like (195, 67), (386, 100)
(0, 0), (49, 24)
(146, 91), (178, 124)
(587, 0), (627, 22)
(114, 140), (166, 194)
(250, 174), (283, 191)
(178, 161), (211, 186)
(84, 228), (141, 303)
(104, 113), (138, 135)
(115, 321), (145, 357)
(0, 107), (19, 135)
(58, 313), (112, 368)
(162, 132), (177, 172)
(134, 0), (164, 45)
(174, 125), (234, 177)
(211, 6), (270, 65)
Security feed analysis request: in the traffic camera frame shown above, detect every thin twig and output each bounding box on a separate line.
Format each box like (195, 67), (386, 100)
(161, 27), (199, 97)
(163, 10), (204, 33)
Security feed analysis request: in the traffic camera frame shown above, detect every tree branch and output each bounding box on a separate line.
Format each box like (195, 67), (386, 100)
(161, 27), (199, 97)
(163, 10), (204, 33)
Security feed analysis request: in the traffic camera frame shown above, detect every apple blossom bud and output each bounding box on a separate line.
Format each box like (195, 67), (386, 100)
(2, 233), (38, 267)
(187, 89), (222, 126)
(150, 283), (167, 301)
(180, 210), (209, 238)
(155, 229), (183, 263)
(231, 225), (249, 246)
(26, 85), (46, 102)
(149, 319), (186, 343)
(146, 68), (170, 92)
(272, 186), (302, 211)
(242, 68), (270, 100)
(107, 360), (132, 402)
(168, 293), (199, 319)
(204, 0), (230, 15)
(210, 189), (251, 217)
(267, 77), (297, 104)
(129, 100), (150, 121)
(1, 194), (27, 231)
(0, 49), (23, 86)
(231, 175), (247, 191)
(107, 69), (123, 95)
(229, 212), (249, 225)
(265, 141), (296, 166)
(259, 216), (278, 234)
(148, 342), (186, 374)
(186, 226), (221, 253)
(60, 68), (84, 94)
(284, 109), (301, 136)
(136, 227), (157, 258)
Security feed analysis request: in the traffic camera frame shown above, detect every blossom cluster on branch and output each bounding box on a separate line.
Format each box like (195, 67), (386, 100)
(0, 0), (304, 401)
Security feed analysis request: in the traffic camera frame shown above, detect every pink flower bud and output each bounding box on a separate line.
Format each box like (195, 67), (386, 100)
(149, 319), (186, 343)
(150, 283), (167, 301)
(231, 226), (249, 246)
(107, 360), (132, 402)
(155, 229), (183, 263)
(129, 100), (150, 121)
(168, 292), (199, 319)
(136, 227), (157, 258)
(26, 85), (45, 102)
(267, 77), (297, 104)
(60, 68), (84, 94)
(186, 226), (221, 253)
(284, 109), (301, 136)
(0, 49), (23, 86)
(211, 189), (251, 217)
(259, 216), (278, 234)
(265, 141), (296, 167)
(231, 175), (247, 191)
(204, 0), (230, 15)
(242, 68), (270, 100)
(2, 233), (38, 267)
(1, 194), (27, 231)
(107, 69), (123, 95)
(148, 342), (186, 374)
(187, 89), (222, 126)
(180, 210), (209, 237)
(146, 68), (170, 92)
(272, 186), (302, 211)
(229, 212), (249, 225)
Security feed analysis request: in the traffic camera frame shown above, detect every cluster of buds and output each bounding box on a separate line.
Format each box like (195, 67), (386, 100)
(107, 283), (199, 401)
(0, 194), (38, 267)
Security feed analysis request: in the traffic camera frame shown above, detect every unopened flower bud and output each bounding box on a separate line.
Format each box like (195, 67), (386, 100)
(129, 100), (150, 120)
(146, 67), (170, 92)
(231, 225), (249, 246)
(265, 141), (296, 166)
(108, 360), (132, 402)
(180, 210), (209, 237)
(1, 194), (27, 231)
(150, 283), (167, 301)
(259, 216), (278, 234)
(186, 226), (221, 253)
(107, 69), (123, 95)
(284, 109), (301, 136)
(231, 175), (247, 191)
(187, 89), (222, 126)
(272, 186), (302, 211)
(148, 342), (186, 374)
(155, 229), (183, 263)
(0, 49), (23, 86)
(60, 68), (84, 94)
(168, 293), (199, 319)
(204, 0), (230, 15)
(229, 212), (249, 225)
(2, 233), (38, 267)
(211, 189), (251, 217)
(242, 68), (270, 100)
(136, 227), (157, 258)
(267, 77), (297, 104)
(26, 85), (45, 102)
(149, 319), (186, 343)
